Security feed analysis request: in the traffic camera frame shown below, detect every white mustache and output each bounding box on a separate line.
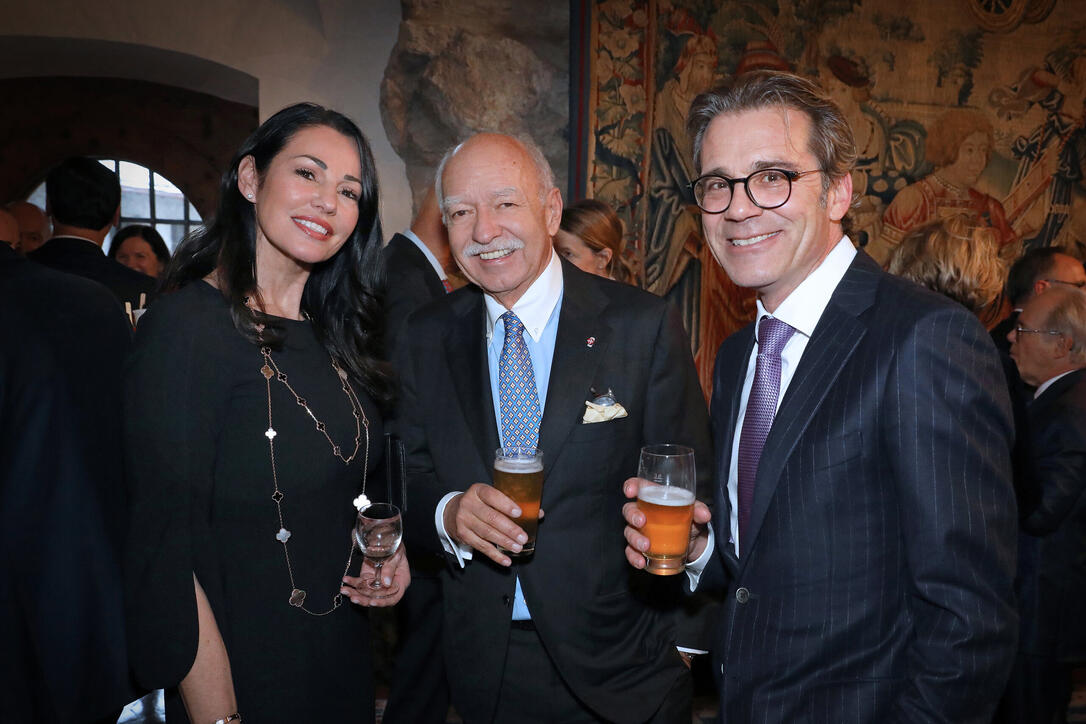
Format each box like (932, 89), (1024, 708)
(462, 237), (525, 257)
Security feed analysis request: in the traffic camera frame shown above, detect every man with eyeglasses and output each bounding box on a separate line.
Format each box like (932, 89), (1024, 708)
(991, 246), (1086, 356)
(623, 70), (1017, 722)
(998, 285), (1086, 724)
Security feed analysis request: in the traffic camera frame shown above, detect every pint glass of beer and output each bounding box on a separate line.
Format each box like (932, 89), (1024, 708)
(636, 444), (696, 575)
(493, 447), (544, 556)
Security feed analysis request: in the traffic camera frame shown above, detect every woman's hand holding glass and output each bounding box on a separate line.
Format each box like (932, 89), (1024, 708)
(341, 503), (411, 606)
(340, 546), (410, 606)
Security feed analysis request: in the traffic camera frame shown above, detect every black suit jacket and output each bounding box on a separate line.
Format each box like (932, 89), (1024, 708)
(1015, 368), (1086, 661)
(383, 232), (447, 359)
(29, 235), (157, 310)
(0, 244), (136, 721)
(703, 251), (1018, 723)
(397, 259), (712, 723)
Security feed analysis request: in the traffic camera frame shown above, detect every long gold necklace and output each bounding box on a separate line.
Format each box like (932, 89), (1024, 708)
(259, 344), (370, 615)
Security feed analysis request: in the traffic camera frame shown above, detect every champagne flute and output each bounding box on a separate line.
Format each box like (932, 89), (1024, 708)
(353, 503), (403, 593)
(636, 444), (696, 575)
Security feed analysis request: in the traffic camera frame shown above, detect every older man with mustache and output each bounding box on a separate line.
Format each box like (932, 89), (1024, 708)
(394, 132), (713, 723)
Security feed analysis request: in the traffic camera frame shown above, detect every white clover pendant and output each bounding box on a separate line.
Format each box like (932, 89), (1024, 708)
(353, 493), (371, 512)
(276, 527), (291, 543)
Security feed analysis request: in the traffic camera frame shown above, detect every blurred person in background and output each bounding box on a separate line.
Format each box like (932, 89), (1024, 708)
(553, 198), (630, 283)
(109, 224), (171, 279)
(991, 246), (1086, 355)
(7, 200), (50, 255)
(1, 219), (137, 723)
(996, 285), (1086, 724)
(29, 158), (156, 310)
(0, 208), (18, 249)
(886, 213), (1007, 326)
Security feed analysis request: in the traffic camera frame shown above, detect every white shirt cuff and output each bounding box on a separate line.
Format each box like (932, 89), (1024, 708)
(676, 646), (708, 655)
(683, 525), (715, 591)
(435, 491), (473, 568)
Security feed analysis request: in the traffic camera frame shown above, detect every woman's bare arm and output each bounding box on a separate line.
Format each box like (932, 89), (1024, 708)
(179, 574), (239, 723)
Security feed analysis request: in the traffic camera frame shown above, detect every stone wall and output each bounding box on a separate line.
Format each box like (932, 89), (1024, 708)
(381, 0), (570, 212)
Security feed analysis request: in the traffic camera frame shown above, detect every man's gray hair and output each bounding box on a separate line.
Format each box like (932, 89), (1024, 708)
(1043, 286), (1086, 367)
(434, 133), (557, 222)
(686, 70), (858, 192)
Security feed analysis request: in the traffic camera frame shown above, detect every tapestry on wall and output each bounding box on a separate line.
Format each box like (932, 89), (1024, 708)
(576, 0), (1084, 394)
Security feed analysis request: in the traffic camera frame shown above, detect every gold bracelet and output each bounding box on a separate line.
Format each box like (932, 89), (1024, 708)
(212, 714), (241, 724)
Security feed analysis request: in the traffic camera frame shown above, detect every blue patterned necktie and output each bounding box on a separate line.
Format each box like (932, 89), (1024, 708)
(737, 316), (795, 556)
(499, 311), (541, 449)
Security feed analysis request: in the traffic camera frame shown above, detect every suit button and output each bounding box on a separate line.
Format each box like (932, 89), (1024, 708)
(735, 587), (750, 604)
(502, 594), (511, 606)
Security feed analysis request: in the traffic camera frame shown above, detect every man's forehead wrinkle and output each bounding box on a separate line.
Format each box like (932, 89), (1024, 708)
(705, 110), (810, 176)
(442, 186), (523, 208)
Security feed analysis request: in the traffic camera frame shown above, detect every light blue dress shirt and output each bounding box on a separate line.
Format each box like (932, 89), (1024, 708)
(486, 292), (562, 619)
(433, 251), (564, 621)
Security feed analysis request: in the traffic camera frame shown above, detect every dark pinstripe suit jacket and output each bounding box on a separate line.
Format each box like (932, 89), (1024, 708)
(703, 251), (1018, 723)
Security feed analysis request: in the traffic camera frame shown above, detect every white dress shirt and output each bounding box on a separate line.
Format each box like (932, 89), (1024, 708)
(686, 236), (856, 582)
(1035, 369), (1078, 399)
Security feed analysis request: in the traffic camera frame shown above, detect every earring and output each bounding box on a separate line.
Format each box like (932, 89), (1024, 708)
(246, 192), (254, 200)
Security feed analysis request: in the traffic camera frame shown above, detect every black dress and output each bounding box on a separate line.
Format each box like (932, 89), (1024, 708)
(124, 281), (382, 722)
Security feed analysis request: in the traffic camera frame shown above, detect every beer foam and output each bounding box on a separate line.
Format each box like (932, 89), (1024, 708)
(638, 486), (694, 506)
(494, 456), (543, 474)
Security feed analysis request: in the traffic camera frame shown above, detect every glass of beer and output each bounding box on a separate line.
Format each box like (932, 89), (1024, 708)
(636, 444), (696, 575)
(493, 447), (544, 556)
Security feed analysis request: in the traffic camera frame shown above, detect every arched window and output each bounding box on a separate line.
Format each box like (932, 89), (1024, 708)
(27, 160), (203, 253)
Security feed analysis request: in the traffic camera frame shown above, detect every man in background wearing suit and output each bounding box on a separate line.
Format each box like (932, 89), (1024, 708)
(396, 132), (711, 723)
(991, 246), (1086, 356)
(29, 157), (156, 311)
(625, 70), (1018, 722)
(998, 285), (1086, 723)
(384, 185), (461, 354)
(381, 184), (455, 724)
(0, 240), (137, 721)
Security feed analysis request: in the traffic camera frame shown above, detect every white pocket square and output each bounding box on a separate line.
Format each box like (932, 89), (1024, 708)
(582, 400), (628, 423)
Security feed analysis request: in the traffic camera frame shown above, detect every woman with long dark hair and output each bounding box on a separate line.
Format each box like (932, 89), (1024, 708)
(124, 103), (407, 723)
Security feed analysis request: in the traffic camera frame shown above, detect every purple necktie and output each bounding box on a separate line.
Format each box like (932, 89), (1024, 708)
(737, 316), (795, 555)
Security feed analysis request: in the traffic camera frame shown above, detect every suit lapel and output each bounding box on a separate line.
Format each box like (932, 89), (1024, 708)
(742, 252), (879, 564)
(538, 262), (609, 481)
(444, 291), (500, 470)
(712, 329), (753, 576)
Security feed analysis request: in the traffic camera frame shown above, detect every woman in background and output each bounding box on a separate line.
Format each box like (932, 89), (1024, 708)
(554, 198), (629, 282)
(124, 103), (407, 723)
(109, 224), (171, 278)
(887, 213), (1008, 327)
